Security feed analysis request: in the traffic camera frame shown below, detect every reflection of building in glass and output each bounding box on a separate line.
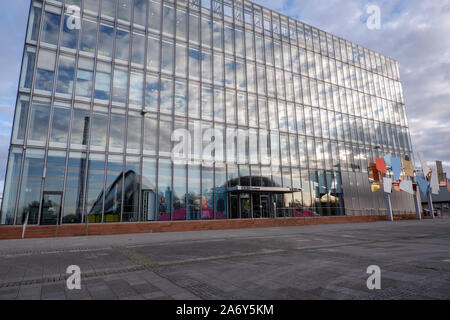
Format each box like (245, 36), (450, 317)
(1, 0), (416, 227)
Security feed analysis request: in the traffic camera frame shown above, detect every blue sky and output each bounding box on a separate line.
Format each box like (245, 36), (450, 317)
(0, 0), (450, 194)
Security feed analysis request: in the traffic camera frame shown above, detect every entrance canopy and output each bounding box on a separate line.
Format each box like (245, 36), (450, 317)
(227, 186), (302, 193)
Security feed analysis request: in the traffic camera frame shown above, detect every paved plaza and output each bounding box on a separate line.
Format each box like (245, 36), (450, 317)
(0, 219), (449, 300)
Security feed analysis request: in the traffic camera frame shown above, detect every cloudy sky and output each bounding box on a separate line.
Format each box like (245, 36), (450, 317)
(0, 0), (449, 194)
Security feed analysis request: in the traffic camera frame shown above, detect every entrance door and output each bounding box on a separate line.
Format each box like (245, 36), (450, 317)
(230, 194), (239, 219)
(260, 195), (270, 218)
(40, 193), (62, 225)
(252, 194), (261, 218)
(240, 193), (251, 219)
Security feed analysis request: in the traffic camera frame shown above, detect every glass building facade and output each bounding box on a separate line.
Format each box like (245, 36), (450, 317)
(1, 0), (416, 226)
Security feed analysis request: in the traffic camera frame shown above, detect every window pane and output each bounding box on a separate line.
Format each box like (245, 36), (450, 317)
(0, 148), (22, 224)
(142, 158), (157, 221)
(41, 11), (60, 46)
(131, 32), (146, 65)
(147, 36), (160, 71)
(102, 0), (116, 17)
(189, 13), (200, 44)
(109, 113), (125, 152)
(133, 0), (147, 26)
(115, 29), (130, 61)
(214, 88), (225, 122)
(189, 82), (200, 118)
(123, 156), (140, 221)
(161, 41), (174, 74)
(26, 1), (42, 44)
(44, 150), (66, 192)
(35, 50), (56, 92)
(76, 59), (94, 98)
(145, 74), (159, 111)
(175, 81), (187, 116)
(112, 68), (128, 104)
(12, 95), (30, 144)
(94, 71), (111, 101)
(189, 47), (200, 80)
(129, 72), (144, 107)
(16, 149), (45, 225)
(175, 44), (187, 77)
(118, 0), (131, 21)
(98, 23), (114, 57)
(56, 55), (75, 95)
(84, 153), (105, 222)
(157, 159), (172, 221)
(187, 164), (201, 220)
(213, 21), (223, 50)
(176, 8), (187, 40)
(104, 155), (123, 222)
(173, 164), (187, 220)
(160, 78), (174, 114)
(162, 3), (175, 36)
(28, 103), (50, 145)
(201, 85), (213, 120)
(127, 116), (142, 152)
(50, 105), (70, 146)
(70, 108), (90, 148)
(20, 46), (36, 91)
(144, 114), (158, 154)
(90, 112), (108, 151)
(80, 19), (97, 53)
(148, 0), (161, 33)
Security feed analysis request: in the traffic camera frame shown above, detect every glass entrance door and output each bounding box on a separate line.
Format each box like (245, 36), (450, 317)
(40, 193), (62, 225)
(260, 195), (270, 218)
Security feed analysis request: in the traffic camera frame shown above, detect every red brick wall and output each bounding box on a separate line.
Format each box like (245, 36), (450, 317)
(0, 215), (417, 240)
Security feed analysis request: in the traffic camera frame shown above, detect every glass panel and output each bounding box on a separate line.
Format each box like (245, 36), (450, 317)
(115, 28), (130, 61)
(175, 81), (187, 116)
(35, 50), (56, 92)
(50, 104), (70, 146)
(41, 11), (61, 46)
(189, 82), (200, 118)
(162, 3), (175, 36)
(160, 77), (174, 114)
(187, 164), (201, 220)
(84, 153), (105, 223)
(131, 32), (145, 65)
(175, 43), (187, 77)
(148, 0), (161, 33)
(173, 164), (187, 220)
(202, 165), (214, 219)
(70, 108), (90, 148)
(104, 155), (123, 222)
(142, 158), (157, 221)
(98, 23), (114, 57)
(157, 159), (172, 221)
(133, 0), (147, 26)
(26, 1), (42, 44)
(127, 116), (142, 153)
(75, 59), (94, 98)
(44, 150), (66, 192)
(215, 165), (227, 219)
(112, 67), (128, 104)
(189, 13), (200, 44)
(143, 114), (158, 154)
(0, 148), (22, 224)
(109, 113), (125, 152)
(129, 72), (144, 107)
(20, 46), (36, 91)
(176, 8), (187, 40)
(189, 47), (200, 80)
(90, 112), (108, 151)
(123, 156), (140, 222)
(161, 41), (174, 74)
(56, 55), (75, 95)
(147, 36), (160, 71)
(61, 152), (85, 224)
(28, 103), (50, 145)
(16, 149), (45, 225)
(80, 19), (97, 53)
(101, 0), (116, 17)
(11, 95), (30, 145)
(118, 0), (131, 21)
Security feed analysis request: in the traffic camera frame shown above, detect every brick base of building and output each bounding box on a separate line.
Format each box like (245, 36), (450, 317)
(0, 214), (417, 240)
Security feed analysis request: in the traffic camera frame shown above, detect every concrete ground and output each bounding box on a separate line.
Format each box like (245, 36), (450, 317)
(0, 219), (449, 300)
